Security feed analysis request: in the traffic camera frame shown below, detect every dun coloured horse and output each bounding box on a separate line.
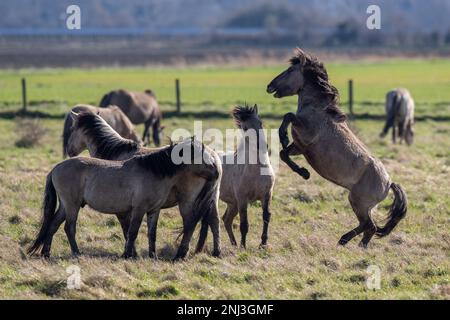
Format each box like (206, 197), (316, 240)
(62, 104), (141, 158)
(267, 49), (407, 247)
(28, 138), (222, 260)
(100, 89), (164, 146)
(380, 88), (415, 145)
(62, 111), (222, 258)
(218, 105), (275, 248)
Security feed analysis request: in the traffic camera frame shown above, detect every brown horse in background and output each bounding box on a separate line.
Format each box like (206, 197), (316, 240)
(62, 104), (141, 158)
(380, 88), (415, 145)
(100, 89), (164, 146)
(267, 49), (407, 247)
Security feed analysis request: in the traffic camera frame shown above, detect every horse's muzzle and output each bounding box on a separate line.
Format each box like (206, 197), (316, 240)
(266, 84), (276, 94)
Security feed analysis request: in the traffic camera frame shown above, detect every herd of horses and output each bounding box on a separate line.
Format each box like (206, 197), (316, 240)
(28, 49), (413, 260)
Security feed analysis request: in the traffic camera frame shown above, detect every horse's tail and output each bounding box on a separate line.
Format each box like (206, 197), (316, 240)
(192, 174), (220, 252)
(62, 112), (72, 158)
(99, 92), (112, 108)
(381, 92), (398, 137)
(28, 171), (58, 256)
(376, 183), (407, 237)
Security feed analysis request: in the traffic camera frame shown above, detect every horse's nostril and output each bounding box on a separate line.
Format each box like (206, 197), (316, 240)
(266, 85), (274, 93)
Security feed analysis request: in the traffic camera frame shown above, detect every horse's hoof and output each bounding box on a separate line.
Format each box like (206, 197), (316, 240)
(258, 243), (270, 250)
(149, 252), (158, 260)
(358, 241), (369, 249)
(212, 249), (221, 258)
(338, 238), (348, 246)
(297, 168), (310, 180)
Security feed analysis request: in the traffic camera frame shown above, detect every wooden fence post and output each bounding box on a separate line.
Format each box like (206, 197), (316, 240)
(21, 78), (27, 113)
(175, 78), (181, 113)
(348, 79), (354, 117)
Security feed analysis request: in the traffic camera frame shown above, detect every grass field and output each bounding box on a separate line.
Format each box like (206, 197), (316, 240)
(0, 59), (449, 299)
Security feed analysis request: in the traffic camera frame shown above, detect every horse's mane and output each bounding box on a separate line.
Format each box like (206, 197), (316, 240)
(133, 141), (189, 178)
(290, 49), (346, 122)
(232, 104), (259, 129)
(76, 112), (140, 160)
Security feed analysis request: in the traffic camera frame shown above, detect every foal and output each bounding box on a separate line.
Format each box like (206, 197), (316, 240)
(220, 105), (275, 248)
(29, 138), (222, 260)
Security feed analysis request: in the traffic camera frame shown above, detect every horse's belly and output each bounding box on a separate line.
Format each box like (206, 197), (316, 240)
(83, 177), (133, 214)
(303, 151), (364, 189)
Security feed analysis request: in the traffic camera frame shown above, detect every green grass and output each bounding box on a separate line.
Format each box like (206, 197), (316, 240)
(0, 59), (449, 299)
(1, 59), (450, 117)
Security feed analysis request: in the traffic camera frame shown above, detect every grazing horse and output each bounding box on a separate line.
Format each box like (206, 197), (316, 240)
(62, 111), (221, 258)
(380, 88), (415, 145)
(28, 138), (222, 260)
(100, 89), (164, 146)
(266, 49), (407, 247)
(218, 105), (275, 248)
(62, 104), (141, 158)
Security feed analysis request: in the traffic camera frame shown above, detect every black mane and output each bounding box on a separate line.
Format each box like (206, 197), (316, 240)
(133, 142), (186, 178)
(232, 104), (259, 128)
(76, 112), (140, 160)
(290, 49), (346, 122)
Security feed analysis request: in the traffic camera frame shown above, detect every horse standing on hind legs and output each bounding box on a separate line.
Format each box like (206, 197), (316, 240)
(266, 48), (407, 247)
(100, 89), (164, 146)
(28, 138), (222, 260)
(380, 88), (415, 145)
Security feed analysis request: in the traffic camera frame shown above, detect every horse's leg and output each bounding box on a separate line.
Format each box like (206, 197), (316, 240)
(259, 192), (272, 248)
(222, 203), (238, 246)
(173, 215), (197, 261)
(117, 214), (137, 257)
(279, 143), (310, 179)
(208, 204), (221, 257)
(359, 210), (377, 248)
(392, 122), (397, 144)
(238, 202), (249, 249)
(142, 121), (151, 145)
(398, 120), (405, 144)
(41, 206), (66, 257)
(64, 205), (81, 256)
(279, 112), (297, 149)
(123, 207), (146, 259)
(147, 211), (160, 259)
(338, 194), (367, 246)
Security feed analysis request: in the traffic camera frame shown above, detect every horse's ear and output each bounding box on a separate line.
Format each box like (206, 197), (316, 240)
(295, 47), (308, 65)
(70, 111), (80, 128)
(253, 104), (258, 114)
(97, 110), (100, 115)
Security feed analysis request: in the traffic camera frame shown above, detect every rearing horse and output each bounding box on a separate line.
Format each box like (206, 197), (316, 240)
(267, 49), (407, 247)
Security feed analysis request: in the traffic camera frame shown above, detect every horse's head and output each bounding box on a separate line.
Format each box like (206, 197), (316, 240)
(266, 49), (313, 98)
(232, 104), (262, 131)
(65, 111), (88, 157)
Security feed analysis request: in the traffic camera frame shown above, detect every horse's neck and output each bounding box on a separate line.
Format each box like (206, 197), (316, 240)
(85, 128), (131, 160)
(236, 130), (269, 166)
